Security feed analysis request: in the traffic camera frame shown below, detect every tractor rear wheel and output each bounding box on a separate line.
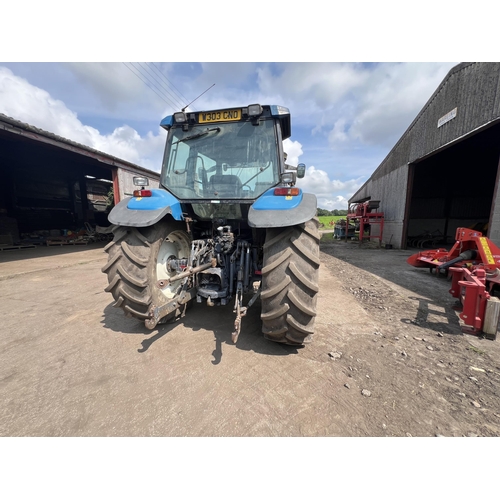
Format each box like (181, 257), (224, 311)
(260, 217), (320, 345)
(101, 220), (192, 324)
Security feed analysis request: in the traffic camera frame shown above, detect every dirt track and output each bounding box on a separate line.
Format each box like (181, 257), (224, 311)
(320, 241), (500, 437)
(1, 238), (500, 436)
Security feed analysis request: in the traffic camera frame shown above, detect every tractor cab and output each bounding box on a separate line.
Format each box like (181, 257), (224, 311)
(159, 104), (293, 203)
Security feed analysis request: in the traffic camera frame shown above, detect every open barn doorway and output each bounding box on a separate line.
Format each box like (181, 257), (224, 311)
(0, 127), (114, 246)
(406, 122), (500, 249)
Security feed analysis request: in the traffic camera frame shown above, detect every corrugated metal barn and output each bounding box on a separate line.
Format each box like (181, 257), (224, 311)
(0, 114), (160, 246)
(349, 62), (500, 249)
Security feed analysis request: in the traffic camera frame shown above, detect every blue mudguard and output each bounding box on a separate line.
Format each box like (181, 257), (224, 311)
(108, 189), (183, 227)
(247, 188), (317, 228)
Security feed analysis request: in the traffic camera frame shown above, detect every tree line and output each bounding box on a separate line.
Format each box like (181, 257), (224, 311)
(317, 208), (348, 216)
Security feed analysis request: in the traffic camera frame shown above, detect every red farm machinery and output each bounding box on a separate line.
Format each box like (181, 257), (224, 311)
(407, 227), (500, 340)
(345, 200), (384, 245)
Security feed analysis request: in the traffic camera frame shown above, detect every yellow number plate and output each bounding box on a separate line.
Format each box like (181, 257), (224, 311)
(198, 109), (241, 123)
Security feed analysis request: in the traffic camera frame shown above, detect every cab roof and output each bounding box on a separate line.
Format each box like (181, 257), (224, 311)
(160, 104), (291, 140)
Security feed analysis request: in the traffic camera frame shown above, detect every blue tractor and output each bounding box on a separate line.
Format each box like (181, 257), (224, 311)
(102, 104), (319, 345)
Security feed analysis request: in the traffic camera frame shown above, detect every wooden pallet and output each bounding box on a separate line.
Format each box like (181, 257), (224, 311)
(45, 238), (89, 246)
(0, 244), (36, 251)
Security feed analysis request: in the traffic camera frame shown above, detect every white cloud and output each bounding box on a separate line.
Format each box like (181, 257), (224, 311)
(283, 138), (303, 166)
(328, 118), (349, 144)
(297, 165), (364, 194)
(255, 62), (457, 148)
(317, 195), (350, 211)
(296, 166), (365, 210)
(65, 63), (145, 111)
(256, 63), (368, 109)
(0, 66), (166, 172)
(88, 126), (166, 172)
(64, 62), (184, 121)
(348, 62), (457, 146)
(282, 138), (365, 209)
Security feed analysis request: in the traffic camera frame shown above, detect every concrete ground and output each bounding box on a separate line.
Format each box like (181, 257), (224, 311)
(1, 239), (499, 437)
(0, 241), (377, 436)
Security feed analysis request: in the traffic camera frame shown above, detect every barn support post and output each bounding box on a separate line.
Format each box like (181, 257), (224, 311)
(112, 168), (120, 205)
(401, 163), (415, 250)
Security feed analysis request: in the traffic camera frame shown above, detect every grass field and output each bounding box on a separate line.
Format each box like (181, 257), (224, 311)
(318, 215), (345, 227)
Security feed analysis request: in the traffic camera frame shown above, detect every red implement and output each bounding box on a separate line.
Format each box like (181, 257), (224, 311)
(346, 200), (384, 245)
(407, 227), (500, 272)
(407, 227), (500, 339)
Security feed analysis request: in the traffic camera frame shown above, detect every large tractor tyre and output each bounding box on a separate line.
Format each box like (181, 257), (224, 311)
(261, 217), (321, 345)
(101, 220), (192, 324)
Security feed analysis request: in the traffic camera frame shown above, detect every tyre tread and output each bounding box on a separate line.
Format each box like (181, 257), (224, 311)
(260, 218), (320, 345)
(102, 220), (191, 324)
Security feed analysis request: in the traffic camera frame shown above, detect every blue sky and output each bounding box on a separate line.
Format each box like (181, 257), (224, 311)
(0, 61), (458, 210)
(1, 2), (490, 214)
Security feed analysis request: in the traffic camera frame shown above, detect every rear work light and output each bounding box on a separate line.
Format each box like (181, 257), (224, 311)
(173, 112), (187, 123)
(133, 176), (149, 187)
(274, 187), (300, 196)
(247, 104), (263, 117)
(133, 190), (152, 197)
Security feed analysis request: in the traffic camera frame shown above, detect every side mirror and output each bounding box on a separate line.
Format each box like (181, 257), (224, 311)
(296, 163), (306, 179)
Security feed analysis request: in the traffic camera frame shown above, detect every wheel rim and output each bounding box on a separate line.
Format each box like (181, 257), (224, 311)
(156, 230), (191, 299)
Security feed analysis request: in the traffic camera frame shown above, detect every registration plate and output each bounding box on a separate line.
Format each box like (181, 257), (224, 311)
(198, 108), (241, 123)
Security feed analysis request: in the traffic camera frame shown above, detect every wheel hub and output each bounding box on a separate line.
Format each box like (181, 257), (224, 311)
(156, 231), (191, 299)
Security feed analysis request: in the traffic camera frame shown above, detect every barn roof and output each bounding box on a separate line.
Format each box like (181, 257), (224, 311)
(0, 112), (161, 178)
(350, 62), (500, 202)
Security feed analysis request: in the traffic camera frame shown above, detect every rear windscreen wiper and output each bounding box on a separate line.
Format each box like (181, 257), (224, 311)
(173, 127), (220, 144)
